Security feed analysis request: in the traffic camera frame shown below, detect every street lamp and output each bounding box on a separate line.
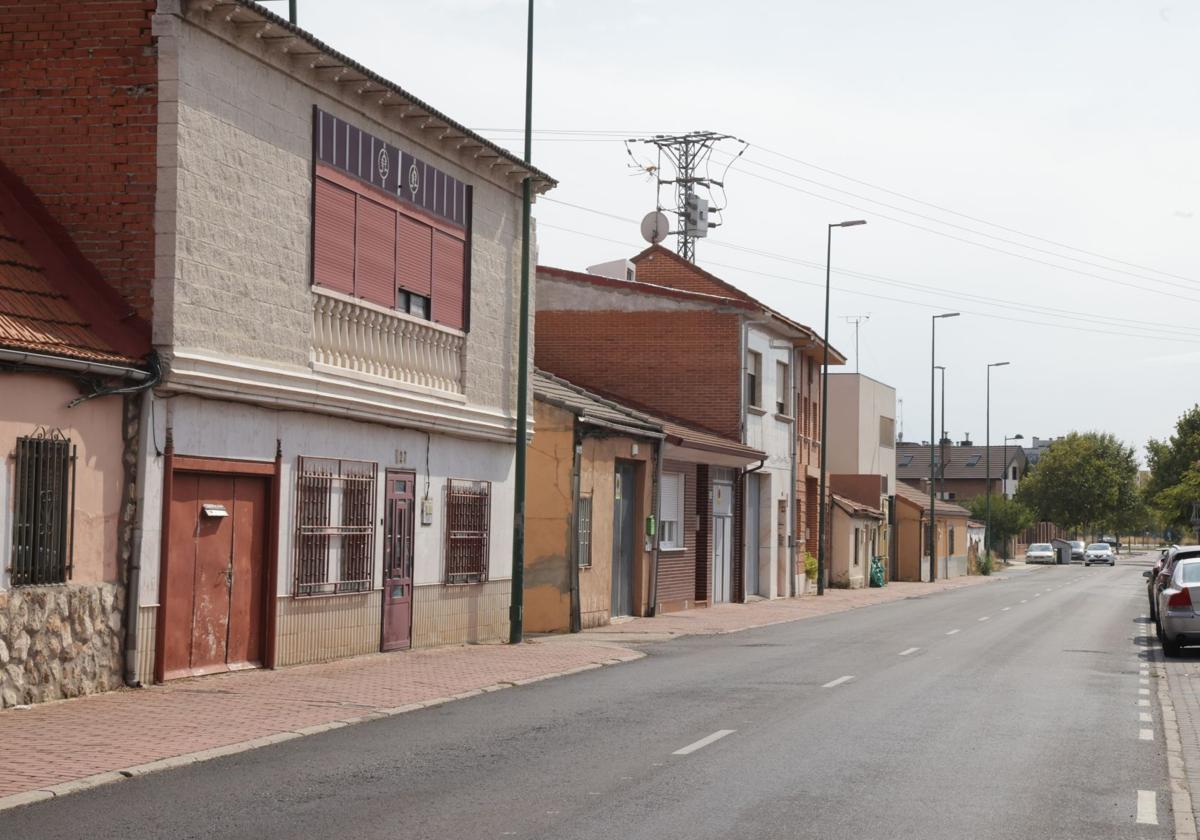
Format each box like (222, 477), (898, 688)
(817, 219), (867, 597)
(984, 361), (1010, 563)
(935, 365), (946, 506)
(930, 313), (960, 582)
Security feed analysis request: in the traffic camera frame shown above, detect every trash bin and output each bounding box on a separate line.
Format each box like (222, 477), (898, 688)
(869, 556), (887, 587)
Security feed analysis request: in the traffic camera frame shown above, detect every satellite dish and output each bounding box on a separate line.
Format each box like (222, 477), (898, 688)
(640, 210), (670, 245)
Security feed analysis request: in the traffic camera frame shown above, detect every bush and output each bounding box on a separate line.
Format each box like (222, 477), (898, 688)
(804, 552), (818, 582)
(978, 553), (993, 576)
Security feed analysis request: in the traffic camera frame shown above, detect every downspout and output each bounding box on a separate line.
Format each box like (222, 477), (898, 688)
(568, 421), (582, 633)
(647, 435), (663, 617)
(788, 347), (799, 597)
(123, 388), (154, 686)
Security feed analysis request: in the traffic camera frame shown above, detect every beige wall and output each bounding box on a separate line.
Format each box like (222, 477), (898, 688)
(826, 373), (897, 496)
(830, 507), (881, 589)
(0, 373), (125, 587)
(895, 501), (969, 582)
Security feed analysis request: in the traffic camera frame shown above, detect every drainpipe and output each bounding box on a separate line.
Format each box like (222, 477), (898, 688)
(568, 422), (582, 633)
(123, 389), (155, 686)
(788, 347), (799, 597)
(647, 435), (663, 617)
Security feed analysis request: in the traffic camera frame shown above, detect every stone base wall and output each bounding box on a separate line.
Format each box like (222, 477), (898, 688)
(0, 583), (125, 708)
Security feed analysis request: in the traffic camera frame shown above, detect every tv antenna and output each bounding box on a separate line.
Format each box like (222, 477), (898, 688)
(843, 314), (871, 373)
(625, 132), (747, 262)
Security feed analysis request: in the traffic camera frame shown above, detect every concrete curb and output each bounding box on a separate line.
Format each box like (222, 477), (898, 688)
(0, 649), (644, 814)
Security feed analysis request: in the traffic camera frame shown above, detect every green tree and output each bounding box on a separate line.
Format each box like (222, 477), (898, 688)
(967, 494), (1035, 558)
(1016, 431), (1139, 534)
(1147, 405), (1200, 535)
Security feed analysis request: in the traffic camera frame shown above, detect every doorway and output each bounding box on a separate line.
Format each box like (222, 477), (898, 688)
(745, 474), (761, 597)
(381, 470), (415, 651)
(611, 461), (637, 617)
(712, 477), (734, 603)
(162, 472), (268, 679)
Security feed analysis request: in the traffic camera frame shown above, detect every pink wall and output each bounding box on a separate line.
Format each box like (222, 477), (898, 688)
(1, 373), (125, 585)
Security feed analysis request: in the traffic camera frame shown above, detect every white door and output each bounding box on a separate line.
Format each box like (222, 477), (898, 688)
(712, 480), (734, 603)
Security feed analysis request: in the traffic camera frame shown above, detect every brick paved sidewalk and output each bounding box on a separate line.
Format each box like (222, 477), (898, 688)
(0, 638), (641, 806)
(579, 573), (1004, 640)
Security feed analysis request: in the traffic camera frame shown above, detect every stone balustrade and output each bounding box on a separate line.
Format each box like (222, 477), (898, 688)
(311, 288), (465, 396)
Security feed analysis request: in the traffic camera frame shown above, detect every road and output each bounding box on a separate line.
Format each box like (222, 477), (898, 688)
(2, 558), (1168, 839)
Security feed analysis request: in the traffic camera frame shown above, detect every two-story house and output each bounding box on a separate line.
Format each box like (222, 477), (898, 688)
(535, 247), (839, 606)
(2, 0), (553, 684)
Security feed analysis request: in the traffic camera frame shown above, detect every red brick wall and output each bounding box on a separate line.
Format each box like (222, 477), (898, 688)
(0, 1), (158, 318)
(633, 246), (753, 302)
(535, 308), (742, 439)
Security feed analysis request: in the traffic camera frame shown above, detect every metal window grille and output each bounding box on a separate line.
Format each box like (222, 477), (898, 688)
(294, 456), (377, 595)
(9, 429), (75, 586)
(576, 495), (593, 568)
(444, 479), (490, 584)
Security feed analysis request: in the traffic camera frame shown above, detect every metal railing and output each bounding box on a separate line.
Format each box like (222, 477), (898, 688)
(9, 428), (75, 586)
(445, 479), (490, 584)
(294, 456), (377, 595)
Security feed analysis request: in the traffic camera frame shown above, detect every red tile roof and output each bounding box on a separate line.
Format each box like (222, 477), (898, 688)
(0, 163), (147, 366)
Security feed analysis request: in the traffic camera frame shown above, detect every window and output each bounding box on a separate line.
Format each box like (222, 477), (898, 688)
(294, 457), (377, 595)
(445, 479), (491, 583)
(746, 351), (762, 408)
(949, 525), (956, 555)
(854, 527), (861, 566)
(10, 430), (75, 586)
(880, 416), (895, 448)
(1010, 465), (1018, 480)
(659, 472), (685, 550)
(576, 495), (593, 567)
(966, 454), (981, 467)
(899, 453), (913, 467)
(775, 360), (790, 415)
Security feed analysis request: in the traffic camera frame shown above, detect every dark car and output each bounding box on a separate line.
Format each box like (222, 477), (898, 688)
(1147, 546), (1176, 621)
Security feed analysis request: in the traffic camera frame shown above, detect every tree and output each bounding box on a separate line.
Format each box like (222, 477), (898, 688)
(967, 494), (1034, 558)
(1016, 431), (1139, 534)
(1147, 405), (1200, 535)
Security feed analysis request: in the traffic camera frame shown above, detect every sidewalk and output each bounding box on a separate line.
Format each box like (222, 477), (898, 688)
(0, 572), (1004, 811)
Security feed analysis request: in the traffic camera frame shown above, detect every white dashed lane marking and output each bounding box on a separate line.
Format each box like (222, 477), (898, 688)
(1139, 729), (1154, 741)
(978, 616), (991, 622)
(1139, 699), (1151, 707)
(898, 647), (920, 656)
(1140, 712), (1153, 723)
(1001, 607), (1011, 611)
(822, 675), (855, 689)
(672, 730), (736, 756)
(946, 629), (960, 636)
(1137, 790), (1158, 825)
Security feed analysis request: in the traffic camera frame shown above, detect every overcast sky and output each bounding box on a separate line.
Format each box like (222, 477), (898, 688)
(275, 0), (1199, 462)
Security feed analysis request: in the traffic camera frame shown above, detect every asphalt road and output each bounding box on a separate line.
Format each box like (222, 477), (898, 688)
(2, 557), (1169, 840)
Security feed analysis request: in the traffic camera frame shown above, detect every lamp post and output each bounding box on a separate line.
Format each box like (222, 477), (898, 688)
(817, 219), (867, 596)
(984, 361), (1010, 563)
(930, 313), (959, 581)
(935, 365), (946, 506)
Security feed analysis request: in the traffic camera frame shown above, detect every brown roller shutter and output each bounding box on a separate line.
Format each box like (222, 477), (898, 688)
(353, 195), (396, 308)
(313, 177), (355, 295)
(396, 213), (433, 298)
(431, 231), (465, 330)
(655, 462), (698, 612)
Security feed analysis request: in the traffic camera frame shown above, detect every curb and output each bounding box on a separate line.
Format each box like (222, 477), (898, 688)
(0, 650), (644, 814)
(1155, 644), (1198, 839)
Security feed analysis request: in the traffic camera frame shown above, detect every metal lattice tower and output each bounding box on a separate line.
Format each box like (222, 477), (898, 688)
(627, 132), (745, 262)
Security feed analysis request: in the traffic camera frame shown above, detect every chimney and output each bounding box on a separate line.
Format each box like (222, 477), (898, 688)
(958, 433), (973, 446)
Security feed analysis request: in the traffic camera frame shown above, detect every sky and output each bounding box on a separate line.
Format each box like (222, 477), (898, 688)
(270, 0), (1199, 462)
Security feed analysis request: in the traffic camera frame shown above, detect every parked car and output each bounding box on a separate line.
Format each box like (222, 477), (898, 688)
(1084, 543), (1115, 566)
(1152, 546), (1200, 627)
(1156, 557), (1200, 655)
(1070, 540), (1086, 562)
(1026, 543), (1055, 563)
(1146, 546), (1176, 621)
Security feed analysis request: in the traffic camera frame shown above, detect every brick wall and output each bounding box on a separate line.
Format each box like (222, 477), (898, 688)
(535, 308), (742, 439)
(0, 1), (158, 319)
(633, 246), (754, 303)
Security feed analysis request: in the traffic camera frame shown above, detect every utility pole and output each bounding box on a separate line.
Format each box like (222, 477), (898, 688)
(626, 132), (745, 262)
(930, 313), (959, 582)
(844, 315), (870, 374)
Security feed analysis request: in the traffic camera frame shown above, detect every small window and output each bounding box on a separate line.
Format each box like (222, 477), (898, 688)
(747, 351), (763, 408)
(966, 454), (981, 467)
(899, 454), (913, 467)
(949, 526), (956, 555)
(397, 289), (430, 320)
(880, 417), (895, 449)
(775, 360), (790, 415)
(294, 457), (377, 595)
(576, 495), (593, 567)
(10, 430), (76, 586)
(1010, 465), (1018, 480)
(445, 479), (491, 584)
(659, 472), (685, 550)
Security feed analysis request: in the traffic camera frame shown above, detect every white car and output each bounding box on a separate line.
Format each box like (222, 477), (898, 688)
(1084, 543), (1115, 566)
(1025, 543), (1055, 563)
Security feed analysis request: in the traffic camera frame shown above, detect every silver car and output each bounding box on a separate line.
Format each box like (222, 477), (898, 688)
(1025, 543), (1055, 563)
(1157, 557), (1200, 655)
(1084, 543), (1114, 566)
(1070, 540), (1086, 562)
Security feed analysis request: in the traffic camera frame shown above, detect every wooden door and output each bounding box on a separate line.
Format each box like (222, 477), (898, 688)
(381, 470), (415, 651)
(163, 472), (268, 679)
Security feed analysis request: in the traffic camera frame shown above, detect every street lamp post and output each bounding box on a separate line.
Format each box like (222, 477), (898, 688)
(930, 313), (959, 582)
(817, 219), (866, 596)
(935, 365), (946, 506)
(984, 361), (1010, 563)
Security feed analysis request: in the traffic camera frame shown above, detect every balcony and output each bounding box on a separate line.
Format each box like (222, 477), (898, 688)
(311, 287), (465, 397)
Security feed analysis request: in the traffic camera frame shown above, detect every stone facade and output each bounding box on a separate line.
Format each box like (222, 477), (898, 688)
(0, 583), (125, 708)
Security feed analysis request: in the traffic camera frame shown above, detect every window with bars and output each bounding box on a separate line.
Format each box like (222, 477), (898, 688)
(293, 457), (377, 595)
(575, 495), (593, 568)
(445, 479), (490, 584)
(9, 429), (75, 586)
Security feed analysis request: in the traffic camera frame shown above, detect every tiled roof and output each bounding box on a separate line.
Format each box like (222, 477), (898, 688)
(896, 443), (1027, 481)
(0, 220), (136, 364)
(893, 480), (972, 517)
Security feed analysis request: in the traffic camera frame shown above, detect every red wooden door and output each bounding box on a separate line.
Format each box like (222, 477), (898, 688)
(163, 472), (268, 679)
(381, 470), (415, 651)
